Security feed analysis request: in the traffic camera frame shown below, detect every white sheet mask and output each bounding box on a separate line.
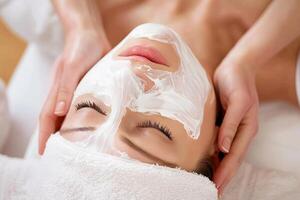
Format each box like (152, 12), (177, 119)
(72, 23), (211, 154)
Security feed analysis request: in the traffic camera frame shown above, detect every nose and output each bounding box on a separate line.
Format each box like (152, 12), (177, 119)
(132, 65), (155, 91)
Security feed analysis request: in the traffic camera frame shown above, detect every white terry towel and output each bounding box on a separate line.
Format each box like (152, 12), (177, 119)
(221, 162), (300, 200)
(0, 134), (218, 200)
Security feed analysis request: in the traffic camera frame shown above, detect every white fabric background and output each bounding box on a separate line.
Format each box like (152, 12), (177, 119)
(0, 80), (10, 152)
(246, 102), (300, 177)
(222, 102), (300, 199)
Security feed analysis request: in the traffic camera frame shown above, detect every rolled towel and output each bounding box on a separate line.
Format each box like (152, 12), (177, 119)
(0, 134), (218, 200)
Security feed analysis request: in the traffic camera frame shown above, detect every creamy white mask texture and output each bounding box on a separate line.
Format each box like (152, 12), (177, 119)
(73, 23), (211, 153)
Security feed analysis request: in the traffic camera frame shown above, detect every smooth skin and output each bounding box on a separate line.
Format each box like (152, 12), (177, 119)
(39, 0), (300, 194)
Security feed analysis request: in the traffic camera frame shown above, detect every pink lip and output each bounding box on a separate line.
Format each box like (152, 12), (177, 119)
(119, 45), (168, 66)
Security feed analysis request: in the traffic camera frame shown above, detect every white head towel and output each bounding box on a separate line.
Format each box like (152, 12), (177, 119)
(0, 134), (218, 200)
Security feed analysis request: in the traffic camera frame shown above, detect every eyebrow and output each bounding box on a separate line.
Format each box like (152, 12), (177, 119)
(120, 135), (177, 168)
(60, 127), (96, 134)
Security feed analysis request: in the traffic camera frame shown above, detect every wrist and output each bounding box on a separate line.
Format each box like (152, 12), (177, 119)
(221, 49), (259, 77)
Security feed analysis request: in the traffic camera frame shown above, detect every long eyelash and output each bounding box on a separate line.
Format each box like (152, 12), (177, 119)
(137, 120), (173, 140)
(75, 100), (107, 115)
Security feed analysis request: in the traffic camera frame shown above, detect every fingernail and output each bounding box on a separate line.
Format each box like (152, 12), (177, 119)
(55, 101), (65, 115)
(222, 137), (231, 153)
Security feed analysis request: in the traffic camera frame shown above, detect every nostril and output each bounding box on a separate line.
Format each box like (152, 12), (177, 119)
(132, 68), (155, 91)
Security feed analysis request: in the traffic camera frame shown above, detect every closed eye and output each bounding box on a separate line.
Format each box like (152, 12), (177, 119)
(137, 120), (173, 141)
(75, 100), (107, 116)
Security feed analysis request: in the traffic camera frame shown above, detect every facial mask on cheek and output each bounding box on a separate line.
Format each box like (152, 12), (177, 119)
(72, 23), (211, 155)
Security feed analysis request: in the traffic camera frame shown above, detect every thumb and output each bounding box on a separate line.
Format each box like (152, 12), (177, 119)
(218, 96), (250, 153)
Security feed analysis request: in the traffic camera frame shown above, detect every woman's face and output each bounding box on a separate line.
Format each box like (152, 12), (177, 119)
(60, 38), (217, 172)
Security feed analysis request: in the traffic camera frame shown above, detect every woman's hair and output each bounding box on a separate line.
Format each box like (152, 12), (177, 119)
(195, 152), (224, 181)
(196, 157), (214, 180)
(196, 106), (224, 181)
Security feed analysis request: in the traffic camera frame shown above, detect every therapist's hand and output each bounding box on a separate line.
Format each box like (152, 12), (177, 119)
(39, 0), (111, 154)
(213, 59), (259, 194)
(213, 0), (300, 194)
